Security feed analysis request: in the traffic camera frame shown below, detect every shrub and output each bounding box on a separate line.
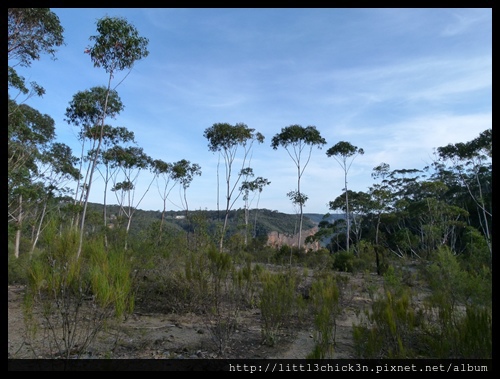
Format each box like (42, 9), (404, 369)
(420, 246), (492, 358)
(306, 273), (340, 359)
(332, 251), (355, 272)
(352, 266), (424, 358)
(259, 268), (301, 346)
(23, 228), (134, 358)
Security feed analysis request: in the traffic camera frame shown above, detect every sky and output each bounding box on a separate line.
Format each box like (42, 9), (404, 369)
(10, 8), (492, 214)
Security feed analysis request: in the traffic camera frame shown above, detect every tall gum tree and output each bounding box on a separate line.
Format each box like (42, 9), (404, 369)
(329, 189), (371, 252)
(204, 122), (264, 252)
(271, 124), (326, 251)
(108, 145), (154, 250)
(240, 167), (255, 243)
(65, 87), (124, 224)
(152, 159), (174, 235)
(170, 159), (202, 248)
(8, 8), (65, 259)
(170, 159), (202, 218)
(250, 177), (271, 239)
(96, 125), (136, 246)
(240, 174), (271, 242)
(326, 141), (364, 253)
(74, 16), (149, 257)
(239, 169), (270, 245)
(369, 162), (393, 274)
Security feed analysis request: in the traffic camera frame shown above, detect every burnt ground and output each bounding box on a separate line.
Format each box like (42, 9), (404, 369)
(8, 271), (386, 361)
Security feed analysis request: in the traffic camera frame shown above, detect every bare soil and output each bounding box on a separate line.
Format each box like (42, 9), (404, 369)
(8, 271), (385, 360)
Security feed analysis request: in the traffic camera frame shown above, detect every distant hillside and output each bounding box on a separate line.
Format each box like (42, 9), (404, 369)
(303, 213), (345, 224)
(83, 203), (344, 250)
(85, 203), (340, 238)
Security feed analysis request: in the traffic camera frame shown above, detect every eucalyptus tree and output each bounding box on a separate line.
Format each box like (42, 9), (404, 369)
(28, 142), (80, 255)
(287, 189), (309, 255)
(368, 163), (394, 274)
(8, 100), (57, 258)
(271, 124), (326, 250)
(239, 167), (255, 245)
(381, 168), (423, 258)
(65, 87), (124, 222)
(204, 122), (264, 252)
(8, 8), (65, 259)
(108, 146), (154, 250)
(240, 174), (271, 241)
(407, 180), (469, 259)
(170, 159), (202, 217)
(329, 190), (371, 251)
(152, 159), (174, 233)
(169, 159), (202, 248)
(369, 163), (392, 245)
(67, 16), (149, 257)
(326, 141), (364, 252)
(95, 125), (136, 227)
(151, 158), (201, 238)
(435, 129), (492, 258)
(250, 177), (271, 238)
(8, 8), (64, 104)
(8, 101), (56, 197)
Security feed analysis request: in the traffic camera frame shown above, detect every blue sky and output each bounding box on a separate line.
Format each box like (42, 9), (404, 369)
(11, 8), (492, 214)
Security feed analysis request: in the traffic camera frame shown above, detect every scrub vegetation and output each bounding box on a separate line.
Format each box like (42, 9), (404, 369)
(8, 9), (491, 361)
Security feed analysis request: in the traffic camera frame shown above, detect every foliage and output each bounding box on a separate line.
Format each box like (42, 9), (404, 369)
(259, 268), (304, 346)
(65, 87), (124, 132)
(204, 122), (265, 252)
(271, 125), (326, 251)
(6, 10), (492, 361)
(352, 265), (424, 358)
(202, 248), (239, 356)
(8, 8), (64, 67)
(8, 8), (64, 97)
(420, 246), (492, 358)
(86, 16), (149, 73)
(352, 255), (492, 359)
(80, 204), (317, 248)
(8, 248), (31, 285)
(8, 100), (56, 198)
(332, 251), (355, 272)
(307, 273), (340, 359)
(23, 228), (134, 358)
(423, 306), (492, 359)
(326, 141), (364, 252)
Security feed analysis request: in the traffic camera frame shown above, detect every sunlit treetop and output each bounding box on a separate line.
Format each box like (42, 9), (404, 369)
(85, 16), (149, 74)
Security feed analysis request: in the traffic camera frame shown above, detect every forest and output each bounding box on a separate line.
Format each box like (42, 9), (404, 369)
(8, 9), (492, 361)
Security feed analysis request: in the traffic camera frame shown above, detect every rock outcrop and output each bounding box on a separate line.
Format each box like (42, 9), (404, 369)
(267, 226), (320, 251)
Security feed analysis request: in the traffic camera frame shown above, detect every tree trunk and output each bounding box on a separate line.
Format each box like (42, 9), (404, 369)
(14, 194), (22, 259)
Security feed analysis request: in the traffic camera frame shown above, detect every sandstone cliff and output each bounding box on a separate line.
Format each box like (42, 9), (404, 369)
(267, 226), (320, 251)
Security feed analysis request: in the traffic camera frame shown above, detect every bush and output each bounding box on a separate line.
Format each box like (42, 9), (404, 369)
(259, 268), (302, 346)
(422, 305), (492, 359)
(306, 273), (340, 359)
(352, 287), (424, 358)
(420, 246), (492, 358)
(8, 250), (30, 285)
(302, 248), (334, 269)
(23, 230), (134, 358)
(332, 251), (355, 272)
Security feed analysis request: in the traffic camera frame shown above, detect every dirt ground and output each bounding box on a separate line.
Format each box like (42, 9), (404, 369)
(8, 271), (385, 361)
